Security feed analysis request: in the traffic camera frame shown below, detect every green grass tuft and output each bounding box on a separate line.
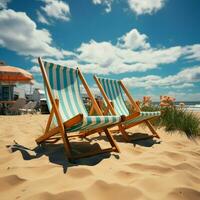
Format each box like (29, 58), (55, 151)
(141, 106), (200, 138)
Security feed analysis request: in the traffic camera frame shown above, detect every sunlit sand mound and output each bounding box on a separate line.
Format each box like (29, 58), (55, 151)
(0, 115), (200, 200)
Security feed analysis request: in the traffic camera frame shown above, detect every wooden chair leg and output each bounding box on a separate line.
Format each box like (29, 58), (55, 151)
(118, 124), (130, 142)
(39, 99), (59, 142)
(36, 127), (60, 144)
(145, 120), (160, 139)
(66, 128), (120, 160)
(60, 130), (73, 160)
(104, 129), (120, 153)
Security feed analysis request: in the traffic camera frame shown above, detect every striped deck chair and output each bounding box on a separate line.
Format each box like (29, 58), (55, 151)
(36, 57), (121, 160)
(94, 76), (161, 142)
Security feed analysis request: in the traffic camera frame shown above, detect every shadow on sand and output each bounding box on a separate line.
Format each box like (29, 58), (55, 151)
(90, 132), (161, 147)
(6, 140), (119, 173)
(6, 132), (160, 173)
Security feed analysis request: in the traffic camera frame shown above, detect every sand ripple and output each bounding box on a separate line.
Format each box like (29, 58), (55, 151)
(0, 115), (200, 200)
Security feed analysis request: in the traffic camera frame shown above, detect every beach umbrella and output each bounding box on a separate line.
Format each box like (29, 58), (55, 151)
(0, 65), (33, 83)
(0, 65), (33, 100)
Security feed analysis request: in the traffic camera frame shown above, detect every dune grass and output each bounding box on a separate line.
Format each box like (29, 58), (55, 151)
(160, 107), (200, 138)
(141, 106), (200, 138)
(85, 100), (200, 137)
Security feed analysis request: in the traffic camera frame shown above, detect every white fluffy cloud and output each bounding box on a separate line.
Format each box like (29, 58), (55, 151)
(37, 10), (50, 25)
(0, 0), (11, 9)
(29, 66), (41, 73)
(80, 84), (101, 96)
(92, 0), (113, 13)
(34, 28), (200, 75)
(170, 83), (194, 89)
(39, 0), (70, 23)
(75, 28), (184, 74)
(128, 0), (166, 15)
(118, 29), (150, 50)
(184, 44), (200, 61)
(78, 40), (117, 67)
(122, 66), (200, 89)
(0, 9), (66, 58)
(76, 40), (155, 74)
(91, 0), (166, 15)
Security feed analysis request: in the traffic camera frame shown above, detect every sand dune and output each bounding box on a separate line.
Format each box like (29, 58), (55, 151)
(0, 115), (200, 200)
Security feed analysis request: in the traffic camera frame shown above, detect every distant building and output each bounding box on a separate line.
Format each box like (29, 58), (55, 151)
(14, 87), (26, 99)
(32, 88), (45, 102)
(0, 83), (15, 101)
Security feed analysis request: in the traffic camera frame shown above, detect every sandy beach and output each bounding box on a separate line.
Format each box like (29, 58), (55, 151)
(0, 114), (200, 200)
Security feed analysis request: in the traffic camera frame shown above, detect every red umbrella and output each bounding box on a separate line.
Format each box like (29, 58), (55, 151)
(0, 66), (33, 83)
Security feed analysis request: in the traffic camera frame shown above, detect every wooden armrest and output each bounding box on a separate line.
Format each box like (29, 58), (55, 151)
(121, 112), (140, 121)
(63, 113), (84, 129)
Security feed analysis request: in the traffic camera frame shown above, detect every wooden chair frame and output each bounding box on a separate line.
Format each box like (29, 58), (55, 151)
(94, 75), (160, 142)
(36, 57), (120, 161)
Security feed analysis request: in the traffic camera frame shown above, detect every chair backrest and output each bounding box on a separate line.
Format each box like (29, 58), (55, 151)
(96, 77), (130, 116)
(43, 61), (88, 122)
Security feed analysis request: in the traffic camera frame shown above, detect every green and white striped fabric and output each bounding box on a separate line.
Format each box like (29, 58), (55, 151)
(123, 111), (161, 126)
(43, 61), (121, 132)
(97, 77), (129, 116)
(96, 77), (161, 125)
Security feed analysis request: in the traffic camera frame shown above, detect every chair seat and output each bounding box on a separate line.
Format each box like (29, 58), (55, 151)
(66, 115), (121, 132)
(122, 111), (161, 126)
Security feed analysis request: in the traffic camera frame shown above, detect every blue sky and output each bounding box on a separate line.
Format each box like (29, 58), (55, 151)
(0, 0), (200, 101)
